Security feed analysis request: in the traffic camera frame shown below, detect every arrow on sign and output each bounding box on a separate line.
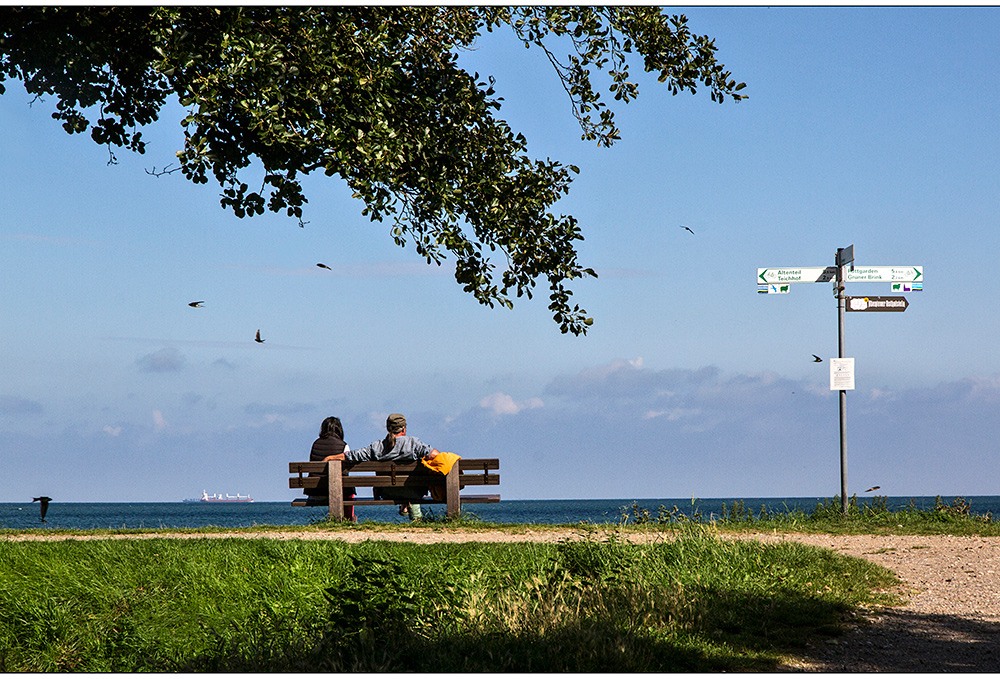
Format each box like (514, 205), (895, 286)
(758, 267), (837, 284)
(844, 267), (922, 283)
(758, 266), (922, 285)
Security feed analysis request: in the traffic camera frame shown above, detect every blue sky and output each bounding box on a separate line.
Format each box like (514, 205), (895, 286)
(3, 6), (999, 502)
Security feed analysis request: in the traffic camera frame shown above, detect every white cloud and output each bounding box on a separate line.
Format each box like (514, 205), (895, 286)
(103, 425), (122, 437)
(575, 358), (638, 381)
(244, 402), (315, 416)
(153, 410), (166, 432)
(644, 408), (700, 421)
(246, 413), (290, 428)
(479, 391), (544, 416)
(368, 411), (390, 431)
(963, 375), (1000, 402)
(242, 405), (317, 430)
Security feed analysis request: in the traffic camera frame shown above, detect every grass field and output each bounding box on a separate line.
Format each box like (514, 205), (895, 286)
(4, 496), (990, 672)
(0, 525), (900, 672)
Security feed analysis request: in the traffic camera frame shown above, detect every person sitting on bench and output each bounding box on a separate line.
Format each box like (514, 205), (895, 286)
(306, 416), (356, 522)
(341, 413), (440, 521)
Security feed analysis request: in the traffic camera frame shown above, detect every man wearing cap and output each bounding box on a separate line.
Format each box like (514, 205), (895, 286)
(343, 413), (440, 521)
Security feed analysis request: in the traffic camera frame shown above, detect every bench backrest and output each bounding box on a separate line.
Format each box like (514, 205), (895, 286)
(289, 458), (499, 491)
(289, 457), (500, 519)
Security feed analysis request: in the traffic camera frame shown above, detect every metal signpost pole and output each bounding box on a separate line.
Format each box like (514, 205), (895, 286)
(758, 249), (918, 516)
(835, 249), (850, 516)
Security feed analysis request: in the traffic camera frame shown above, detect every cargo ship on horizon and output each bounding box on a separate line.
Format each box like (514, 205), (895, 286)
(182, 490), (254, 503)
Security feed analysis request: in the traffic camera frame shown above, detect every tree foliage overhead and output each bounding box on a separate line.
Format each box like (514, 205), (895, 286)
(0, 6), (745, 334)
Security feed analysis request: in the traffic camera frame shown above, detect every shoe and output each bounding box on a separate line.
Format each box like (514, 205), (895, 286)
(398, 503), (409, 516)
(408, 504), (422, 521)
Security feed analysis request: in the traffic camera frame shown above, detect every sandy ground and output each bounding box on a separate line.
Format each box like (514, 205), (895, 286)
(5, 526), (1000, 671)
(747, 531), (1000, 671)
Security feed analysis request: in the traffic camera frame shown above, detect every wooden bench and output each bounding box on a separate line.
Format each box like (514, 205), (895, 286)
(289, 458), (500, 520)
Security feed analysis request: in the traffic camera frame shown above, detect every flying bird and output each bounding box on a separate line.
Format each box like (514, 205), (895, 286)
(254, 330), (265, 343)
(32, 496), (52, 522)
(812, 355), (823, 362)
(865, 486), (881, 493)
(680, 225), (695, 234)
(188, 301), (205, 308)
(316, 263), (332, 270)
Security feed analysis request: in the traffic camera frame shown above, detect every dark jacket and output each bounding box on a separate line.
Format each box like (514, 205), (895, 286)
(305, 435), (348, 496)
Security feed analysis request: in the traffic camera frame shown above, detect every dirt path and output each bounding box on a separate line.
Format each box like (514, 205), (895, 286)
(743, 531), (1000, 671)
(5, 527), (1000, 670)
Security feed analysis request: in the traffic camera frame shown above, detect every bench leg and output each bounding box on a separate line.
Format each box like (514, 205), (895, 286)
(327, 459), (344, 520)
(445, 464), (460, 518)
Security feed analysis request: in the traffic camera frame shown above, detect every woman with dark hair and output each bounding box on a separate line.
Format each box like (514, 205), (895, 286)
(306, 416), (356, 521)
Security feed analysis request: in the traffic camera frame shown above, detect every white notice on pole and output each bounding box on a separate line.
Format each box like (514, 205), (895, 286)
(830, 358), (855, 391)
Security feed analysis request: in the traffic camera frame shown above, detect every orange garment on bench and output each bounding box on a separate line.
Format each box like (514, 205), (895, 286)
(420, 452), (462, 501)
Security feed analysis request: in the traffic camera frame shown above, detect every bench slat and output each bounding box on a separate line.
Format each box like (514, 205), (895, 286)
(291, 494), (500, 508)
(289, 458), (499, 474)
(290, 473), (499, 489)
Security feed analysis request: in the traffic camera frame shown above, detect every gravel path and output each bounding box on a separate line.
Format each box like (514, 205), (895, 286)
(5, 527), (1000, 670)
(744, 531), (1000, 671)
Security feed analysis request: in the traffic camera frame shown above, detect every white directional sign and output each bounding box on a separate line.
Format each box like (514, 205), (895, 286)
(844, 266), (922, 283)
(757, 267), (836, 284)
(758, 266), (922, 285)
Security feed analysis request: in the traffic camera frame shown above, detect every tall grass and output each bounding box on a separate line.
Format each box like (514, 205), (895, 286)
(619, 494), (1000, 536)
(0, 528), (897, 672)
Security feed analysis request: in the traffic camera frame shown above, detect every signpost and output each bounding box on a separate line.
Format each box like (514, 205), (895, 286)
(834, 248), (851, 515)
(758, 246), (922, 515)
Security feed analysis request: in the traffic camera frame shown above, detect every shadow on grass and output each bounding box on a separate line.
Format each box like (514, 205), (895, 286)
(174, 587), (856, 673)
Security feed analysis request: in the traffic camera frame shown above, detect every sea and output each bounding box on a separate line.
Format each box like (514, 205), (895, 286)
(2, 496), (998, 531)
